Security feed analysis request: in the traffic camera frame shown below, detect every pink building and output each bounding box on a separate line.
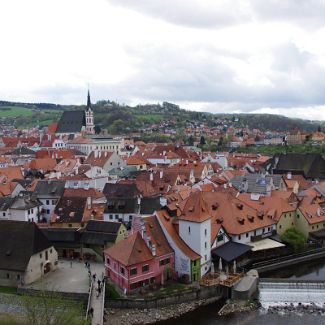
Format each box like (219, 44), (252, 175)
(104, 215), (174, 293)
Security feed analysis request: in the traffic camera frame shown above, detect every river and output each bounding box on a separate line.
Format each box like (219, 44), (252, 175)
(160, 259), (325, 325)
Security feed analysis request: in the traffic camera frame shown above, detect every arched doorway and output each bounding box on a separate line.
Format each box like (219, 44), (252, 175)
(44, 262), (51, 274)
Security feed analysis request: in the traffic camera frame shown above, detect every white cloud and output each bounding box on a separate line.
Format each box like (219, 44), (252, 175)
(0, 0), (325, 120)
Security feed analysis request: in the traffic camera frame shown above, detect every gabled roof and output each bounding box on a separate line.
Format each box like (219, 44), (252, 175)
(230, 174), (283, 194)
(156, 210), (200, 261)
(56, 110), (85, 134)
(178, 191), (211, 223)
(0, 197), (15, 211)
(143, 215), (173, 257)
(52, 196), (87, 224)
(85, 151), (113, 168)
(6, 147), (36, 156)
(33, 180), (66, 199)
(103, 183), (140, 198)
(104, 232), (153, 266)
(0, 220), (52, 272)
(84, 220), (122, 234)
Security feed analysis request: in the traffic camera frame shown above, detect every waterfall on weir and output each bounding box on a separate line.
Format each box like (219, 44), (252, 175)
(258, 281), (325, 309)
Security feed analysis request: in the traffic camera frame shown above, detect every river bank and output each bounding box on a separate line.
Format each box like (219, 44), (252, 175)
(104, 297), (221, 325)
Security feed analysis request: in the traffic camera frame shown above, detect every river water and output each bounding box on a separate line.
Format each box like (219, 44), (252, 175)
(161, 259), (325, 325)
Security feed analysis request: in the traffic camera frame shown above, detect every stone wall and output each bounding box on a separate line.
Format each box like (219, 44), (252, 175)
(106, 284), (222, 309)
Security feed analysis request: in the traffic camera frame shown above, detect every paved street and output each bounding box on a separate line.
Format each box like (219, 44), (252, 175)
(23, 259), (105, 294)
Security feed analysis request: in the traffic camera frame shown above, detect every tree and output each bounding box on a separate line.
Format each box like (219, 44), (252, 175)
(281, 228), (306, 252)
(94, 125), (101, 134)
(188, 135), (194, 146)
(200, 136), (206, 145)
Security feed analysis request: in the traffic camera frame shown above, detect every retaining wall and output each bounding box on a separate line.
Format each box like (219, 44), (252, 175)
(106, 284), (222, 309)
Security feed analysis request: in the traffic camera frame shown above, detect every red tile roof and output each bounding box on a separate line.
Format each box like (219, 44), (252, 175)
(104, 231), (153, 266)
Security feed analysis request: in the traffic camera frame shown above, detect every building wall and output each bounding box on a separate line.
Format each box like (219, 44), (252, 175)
(10, 208), (39, 222)
(104, 213), (137, 223)
(296, 208), (325, 238)
(231, 224), (276, 244)
(179, 219), (211, 276)
(21, 246), (58, 285)
(277, 211), (296, 236)
(40, 198), (58, 222)
(211, 227), (229, 249)
(103, 153), (126, 172)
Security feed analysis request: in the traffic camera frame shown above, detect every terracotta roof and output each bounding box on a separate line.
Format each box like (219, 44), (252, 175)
(178, 191), (211, 223)
(85, 151), (113, 168)
(104, 232), (153, 266)
(29, 158), (57, 171)
(156, 210), (200, 261)
(144, 215), (174, 257)
(126, 155), (149, 165)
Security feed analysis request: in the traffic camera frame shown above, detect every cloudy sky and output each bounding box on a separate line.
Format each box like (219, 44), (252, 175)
(1, 0), (325, 120)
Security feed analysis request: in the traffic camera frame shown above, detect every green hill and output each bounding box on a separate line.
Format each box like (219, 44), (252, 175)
(0, 99), (323, 134)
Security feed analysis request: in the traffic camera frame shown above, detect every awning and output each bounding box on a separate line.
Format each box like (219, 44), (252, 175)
(211, 241), (252, 262)
(249, 238), (285, 251)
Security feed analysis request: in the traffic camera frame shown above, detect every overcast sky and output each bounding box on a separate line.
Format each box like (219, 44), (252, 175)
(1, 0), (325, 120)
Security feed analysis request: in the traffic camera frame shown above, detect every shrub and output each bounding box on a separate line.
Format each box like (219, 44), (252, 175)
(281, 228), (306, 252)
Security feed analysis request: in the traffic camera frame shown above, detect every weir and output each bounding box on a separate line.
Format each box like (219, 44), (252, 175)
(258, 279), (325, 309)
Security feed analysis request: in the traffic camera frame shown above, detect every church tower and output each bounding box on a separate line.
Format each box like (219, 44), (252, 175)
(85, 90), (95, 134)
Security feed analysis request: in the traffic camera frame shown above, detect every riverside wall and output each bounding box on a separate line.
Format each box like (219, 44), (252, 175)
(106, 284), (223, 309)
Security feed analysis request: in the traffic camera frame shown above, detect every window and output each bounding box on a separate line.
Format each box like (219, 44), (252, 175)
(279, 225), (282, 229)
(188, 226), (191, 234)
(129, 215), (133, 220)
(16, 274), (20, 280)
(109, 215), (113, 220)
(69, 224), (72, 228)
(46, 200), (50, 205)
(6, 274), (9, 279)
(262, 228), (265, 234)
(2, 212), (5, 217)
(159, 258), (170, 266)
(130, 268), (137, 276)
(205, 255), (207, 261)
(204, 242), (207, 249)
(46, 209), (50, 214)
(106, 258), (110, 265)
(238, 235), (241, 240)
(246, 233), (249, 238)
(50, 249), (52, 254)
(115, 214), (119, 219)
(268, 227), (271, 232)
(297, 214), (300, 219)
(205, 229), (207, 237)
(120, 267), (125, 275)
(217, 234), (223, 242)
(142, 264), (149, 273)
(39, 253), (42, 259)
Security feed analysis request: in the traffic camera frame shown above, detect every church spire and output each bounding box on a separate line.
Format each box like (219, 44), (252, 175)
(86, 89), (91, 111)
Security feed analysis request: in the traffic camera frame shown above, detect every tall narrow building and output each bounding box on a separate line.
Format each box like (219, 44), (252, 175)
(85, 90), (95, 135)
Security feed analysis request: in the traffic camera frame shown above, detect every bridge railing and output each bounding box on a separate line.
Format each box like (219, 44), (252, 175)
(251, 247), (325, 268)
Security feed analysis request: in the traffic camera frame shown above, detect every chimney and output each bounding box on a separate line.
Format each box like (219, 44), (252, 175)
(287, 172), (292, 180)
(99, 151), (102, 158)
(87, 197), (92, 210)
(105, 151), (107, 157)
(94, 151), (98, 158)
(160, 171), (163, 179)
(150, 173), (154, 182)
